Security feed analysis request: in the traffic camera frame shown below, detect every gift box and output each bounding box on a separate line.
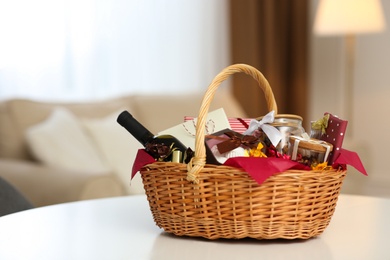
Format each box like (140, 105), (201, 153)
(320, 113), (348, 165)
(184, 116), (252, 134)
(160, 108), (231, 150)
(289, 135), (333, 168)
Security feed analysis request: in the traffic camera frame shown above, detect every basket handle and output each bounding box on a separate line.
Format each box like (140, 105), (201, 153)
(186, 63), (277, 183)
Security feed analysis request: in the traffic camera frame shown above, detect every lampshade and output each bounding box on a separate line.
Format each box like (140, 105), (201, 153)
(314, 0), (386, 35)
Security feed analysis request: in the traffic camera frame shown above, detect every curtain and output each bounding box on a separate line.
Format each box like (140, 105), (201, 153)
(0, 0), (230, 101)
(229, 0), (308, 120)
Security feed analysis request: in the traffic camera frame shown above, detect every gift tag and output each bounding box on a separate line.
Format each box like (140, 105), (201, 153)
(159, 108), (231, 150)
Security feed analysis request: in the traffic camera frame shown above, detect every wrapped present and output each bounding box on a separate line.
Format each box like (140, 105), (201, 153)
(204, 128), (267, 164)
(205, 129), (251, 164)
(320, 113), (348, 165)
(184, 116), (252, 134)
(160, 108), (231, 150)
(289, 134), (333, 169)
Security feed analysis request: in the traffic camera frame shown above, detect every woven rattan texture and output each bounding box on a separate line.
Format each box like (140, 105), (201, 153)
(141, 162), (346, 239)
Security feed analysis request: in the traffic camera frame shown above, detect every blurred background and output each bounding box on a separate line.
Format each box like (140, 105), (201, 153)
(0, 0), (389, 197)
(0, 0), (230, 100)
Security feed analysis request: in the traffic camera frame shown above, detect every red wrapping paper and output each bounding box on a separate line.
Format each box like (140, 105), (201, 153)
(131, 149), (311, 185)
(333, 148), (368, 176)
(131, 149), (155, 179)
(223, 157), (310, 184)
(131, 146), (367, 185)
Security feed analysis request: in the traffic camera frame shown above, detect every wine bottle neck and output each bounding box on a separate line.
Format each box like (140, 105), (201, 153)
(117, 111), (155, 146)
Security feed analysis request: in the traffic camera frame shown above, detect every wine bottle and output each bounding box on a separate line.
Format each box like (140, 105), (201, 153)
(117, 110), (188, 162)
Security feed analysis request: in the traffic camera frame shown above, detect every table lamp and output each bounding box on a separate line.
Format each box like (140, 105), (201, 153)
(313, 0), (386, 136)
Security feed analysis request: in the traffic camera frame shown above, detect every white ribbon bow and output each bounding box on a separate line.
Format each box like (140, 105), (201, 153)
(243, 110), (282, 147)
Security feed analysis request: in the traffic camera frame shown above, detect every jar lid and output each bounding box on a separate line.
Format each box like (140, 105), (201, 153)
(257, 114), (304, 129)
(256, 113), (303, 121)
(274, 114), (303, 121)
(289, 136), (333, 152)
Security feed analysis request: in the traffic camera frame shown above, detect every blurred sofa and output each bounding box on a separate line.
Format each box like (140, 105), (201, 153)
(0, 90), (246, 207)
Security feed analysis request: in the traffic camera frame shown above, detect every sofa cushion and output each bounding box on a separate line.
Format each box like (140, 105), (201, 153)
(0, 95), (137, 160)
(25, 107), (110, 172)
(0, 176), (34, 216)
(81, 110), (144, 195)
(0, 101), (20, 159)
(0, 158), (124, 207)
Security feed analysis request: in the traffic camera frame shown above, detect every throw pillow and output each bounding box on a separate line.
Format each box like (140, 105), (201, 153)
(25, 107), (110, 172)
(81, 110), (144, 195)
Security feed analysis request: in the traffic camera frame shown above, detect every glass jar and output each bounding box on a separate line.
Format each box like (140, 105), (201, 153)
(257, 114), (305, 154)
(288, 136), (333, 167)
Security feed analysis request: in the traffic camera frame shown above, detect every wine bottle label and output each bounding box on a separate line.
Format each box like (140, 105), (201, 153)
(172, 150), (182, 163)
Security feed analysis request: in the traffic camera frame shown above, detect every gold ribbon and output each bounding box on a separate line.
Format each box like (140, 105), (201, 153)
(311, 114), (330, 135)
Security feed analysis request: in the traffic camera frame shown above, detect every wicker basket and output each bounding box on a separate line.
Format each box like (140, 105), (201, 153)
(140, 64), (347, 240)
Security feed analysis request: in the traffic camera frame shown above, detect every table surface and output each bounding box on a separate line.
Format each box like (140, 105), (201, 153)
(0, 193), (389, 260)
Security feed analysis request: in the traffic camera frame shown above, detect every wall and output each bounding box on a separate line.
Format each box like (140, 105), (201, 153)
(309, 0), (390, 197)
(0, 1), (231, 101)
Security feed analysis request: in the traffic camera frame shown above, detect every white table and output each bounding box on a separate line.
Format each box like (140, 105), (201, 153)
(0, 194), (389, 260)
